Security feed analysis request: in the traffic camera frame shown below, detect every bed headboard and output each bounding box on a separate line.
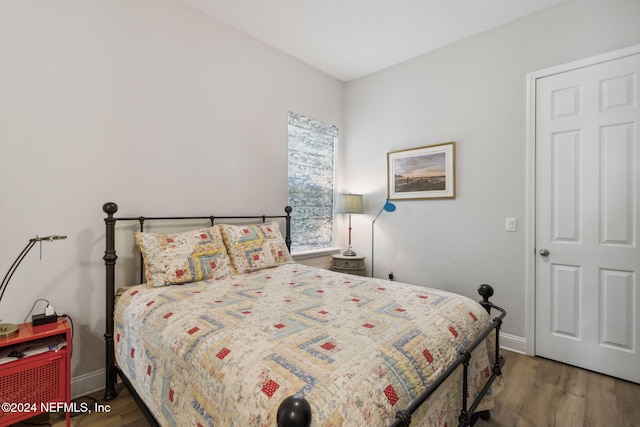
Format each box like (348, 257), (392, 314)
(101, 201), (292, 400)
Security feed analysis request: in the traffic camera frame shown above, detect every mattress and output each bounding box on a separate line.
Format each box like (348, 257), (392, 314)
(114, 263), (498, 426)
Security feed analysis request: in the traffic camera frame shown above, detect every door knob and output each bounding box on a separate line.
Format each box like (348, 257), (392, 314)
(539, 248), (550, 256)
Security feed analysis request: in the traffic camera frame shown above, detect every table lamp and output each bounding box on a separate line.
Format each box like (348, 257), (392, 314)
(0, 234), (67, 337)
(335, 193), (364, 256)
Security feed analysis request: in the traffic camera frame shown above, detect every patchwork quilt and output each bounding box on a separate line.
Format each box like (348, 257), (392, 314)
(114, 263), (498, 427)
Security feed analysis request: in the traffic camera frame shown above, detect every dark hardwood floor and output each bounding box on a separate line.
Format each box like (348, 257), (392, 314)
(13, 350), (640, 427)
(476, 350), (640, 427)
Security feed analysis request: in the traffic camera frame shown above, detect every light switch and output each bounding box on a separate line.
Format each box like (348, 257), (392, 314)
(505, 217), (517, 232)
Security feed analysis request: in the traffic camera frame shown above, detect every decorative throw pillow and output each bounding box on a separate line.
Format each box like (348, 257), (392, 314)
(134, 226), (234, 287)
(219, 222), (294, 273)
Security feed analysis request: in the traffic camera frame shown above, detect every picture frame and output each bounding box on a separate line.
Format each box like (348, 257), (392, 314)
(387, 141), (455, 200)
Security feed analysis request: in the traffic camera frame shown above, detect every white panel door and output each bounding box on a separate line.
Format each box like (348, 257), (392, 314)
(535, 53), (640, 383)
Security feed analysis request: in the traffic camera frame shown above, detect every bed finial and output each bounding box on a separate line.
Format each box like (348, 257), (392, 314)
(478, 284), (493, 301)
(277, 395), (311, 427)
(103, 202), (118, 216)
(478, 284), (495, 314)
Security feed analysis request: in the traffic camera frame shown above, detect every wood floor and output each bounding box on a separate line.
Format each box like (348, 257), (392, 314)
(16, 350), (640, 427)
(475, 350), (640, 427)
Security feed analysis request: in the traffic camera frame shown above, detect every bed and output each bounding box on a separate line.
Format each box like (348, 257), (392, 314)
(102, 202), (505, 427)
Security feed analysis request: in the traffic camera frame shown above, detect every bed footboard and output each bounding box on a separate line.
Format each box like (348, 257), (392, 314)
(387, 284), (506, 427)
(276, 284), (506, 427)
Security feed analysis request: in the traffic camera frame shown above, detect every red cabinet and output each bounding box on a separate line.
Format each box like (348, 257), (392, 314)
(0, 319), (71, 427)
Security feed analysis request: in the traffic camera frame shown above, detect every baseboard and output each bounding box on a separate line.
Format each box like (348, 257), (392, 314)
(500, 333), (527, 354)
(71, 368), (105, 399)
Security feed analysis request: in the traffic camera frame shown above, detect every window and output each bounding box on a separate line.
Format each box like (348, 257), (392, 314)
(287, 112), (338, 252)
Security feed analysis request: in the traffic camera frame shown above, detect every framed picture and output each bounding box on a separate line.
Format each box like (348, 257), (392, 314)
(387, 141), (455, 200)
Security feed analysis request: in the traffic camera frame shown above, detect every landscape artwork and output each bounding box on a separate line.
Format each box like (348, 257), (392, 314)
(387, 142), (455, 200)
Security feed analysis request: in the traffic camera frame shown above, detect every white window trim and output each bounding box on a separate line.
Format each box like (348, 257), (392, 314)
(291, 246), (341, 260)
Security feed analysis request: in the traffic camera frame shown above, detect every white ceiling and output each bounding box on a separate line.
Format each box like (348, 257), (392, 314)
(177, 0), (567, 81)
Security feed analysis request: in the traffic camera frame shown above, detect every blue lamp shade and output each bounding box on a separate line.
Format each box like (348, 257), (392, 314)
(371, 200), (396, 278)
(372, 200), (396, 223)
(381, 200), (396, 214)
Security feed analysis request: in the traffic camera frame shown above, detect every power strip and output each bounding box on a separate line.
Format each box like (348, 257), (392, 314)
(32, 313), (58, 326)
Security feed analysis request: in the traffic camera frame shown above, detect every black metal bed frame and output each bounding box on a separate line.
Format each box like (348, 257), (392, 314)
(102, 202), (506, 427)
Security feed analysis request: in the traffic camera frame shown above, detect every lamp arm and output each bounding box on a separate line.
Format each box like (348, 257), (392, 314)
(0, 239), (37, 302)
(0, 235), (67, 303)
(33, 235), (67, 242)
(371, 221), (376, 278)
(372, 205), (386, 226)
(371, 207), (386, 278)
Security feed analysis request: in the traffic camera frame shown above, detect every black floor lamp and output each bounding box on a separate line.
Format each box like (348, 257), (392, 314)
(0, 235), (67, 337)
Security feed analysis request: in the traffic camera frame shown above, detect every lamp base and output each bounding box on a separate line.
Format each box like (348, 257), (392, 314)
(0, 322), (19, 338)
(342, 249), (357, 257)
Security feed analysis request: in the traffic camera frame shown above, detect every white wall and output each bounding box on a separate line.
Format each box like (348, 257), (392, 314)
(0, 0), (342, 395)
(343, 0), (640, 347)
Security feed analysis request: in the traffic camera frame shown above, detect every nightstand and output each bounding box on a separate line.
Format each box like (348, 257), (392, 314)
(0, 318), (71, 427)
(331, 254), (366, 276)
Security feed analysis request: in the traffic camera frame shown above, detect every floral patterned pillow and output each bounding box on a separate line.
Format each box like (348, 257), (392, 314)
(219, 222), (294, 273)
(135, 226), (234, 287)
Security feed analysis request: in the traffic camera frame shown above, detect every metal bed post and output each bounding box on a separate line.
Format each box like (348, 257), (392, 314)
(284, 206), (292, 251)
(137, 217), (145, 284)
(103, 202), (119, 401)
(385, 284), (506, 427)
(458, 350), (471, 426)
